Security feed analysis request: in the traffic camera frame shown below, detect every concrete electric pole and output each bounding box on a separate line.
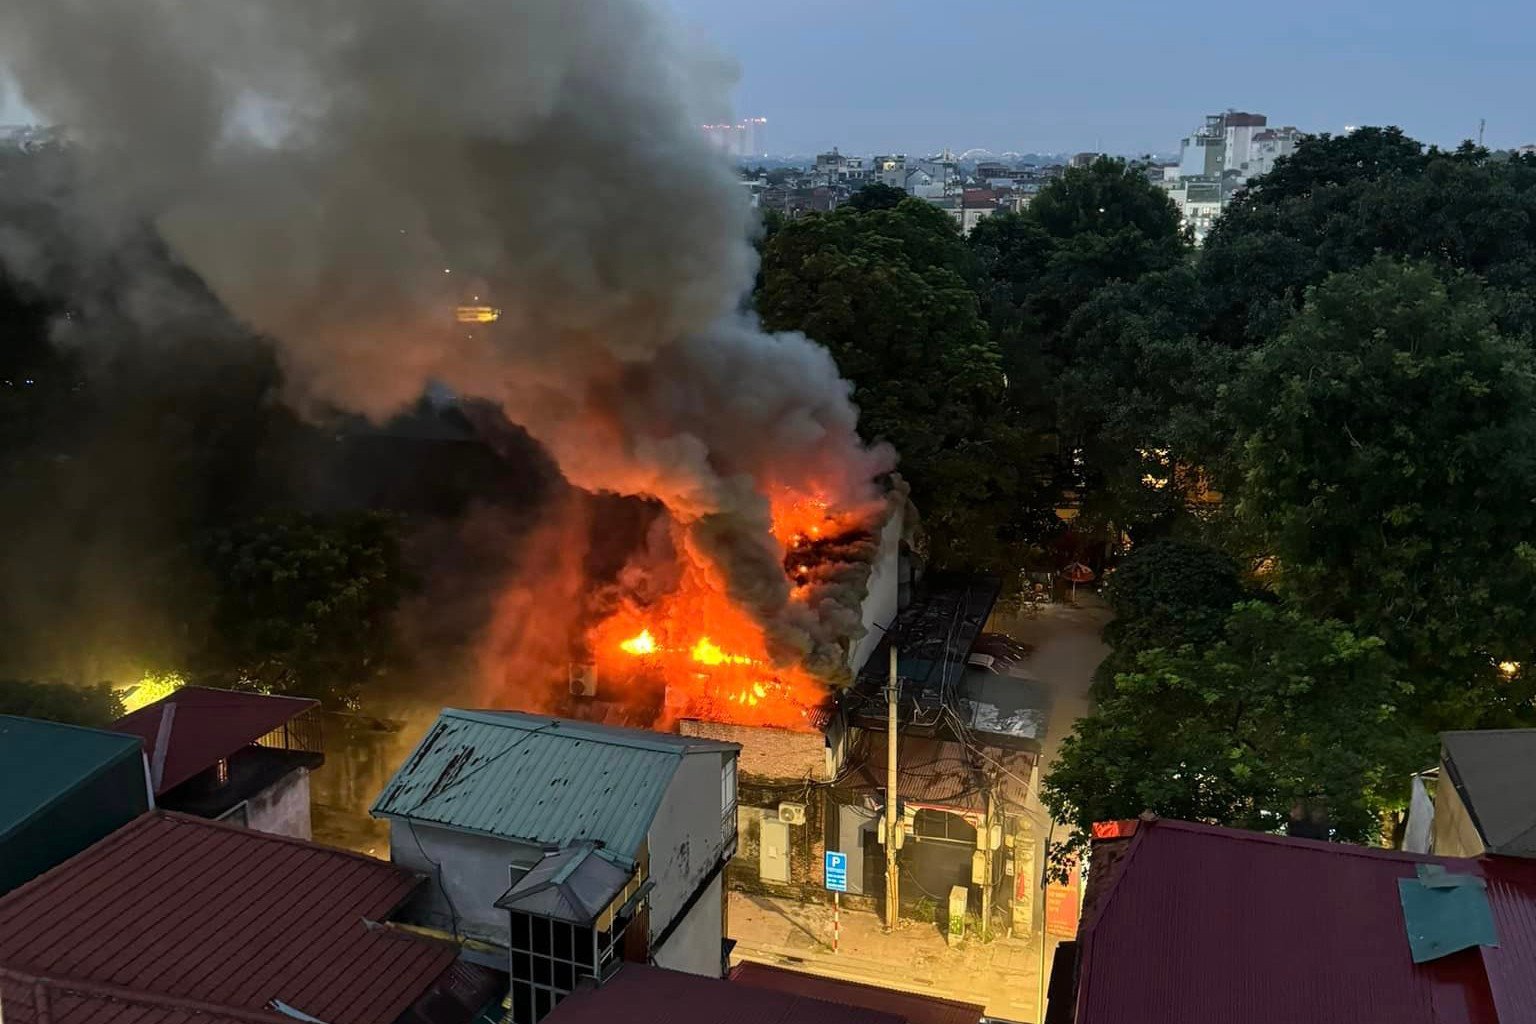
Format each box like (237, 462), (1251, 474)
(979, 786), (995, 936)
(884, 644), (900, 932)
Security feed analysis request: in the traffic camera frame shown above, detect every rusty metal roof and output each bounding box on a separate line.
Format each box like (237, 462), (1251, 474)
(0, 811), (459, 1024)
(1074, 818), (1536, 1024)
(372, 710), (736, 862)
(548, 964), (902, 1024)
(110, 687), (318, 795)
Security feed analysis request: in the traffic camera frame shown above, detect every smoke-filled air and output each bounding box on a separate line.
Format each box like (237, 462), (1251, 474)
(0, 0), (898, 728)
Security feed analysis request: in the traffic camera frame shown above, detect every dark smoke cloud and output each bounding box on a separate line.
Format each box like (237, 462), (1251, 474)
(0, 0), (895, 677)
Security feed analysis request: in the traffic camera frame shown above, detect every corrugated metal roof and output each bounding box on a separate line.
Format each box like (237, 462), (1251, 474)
(0, 811), (459, 1024)
(729, 963), (984, 1024)
(1073, 818), (1536, 1024)
(0, 716), (145, 838)
(111, 686), (318, 795)
(1442, 730), (1536, 855)
(372, 710), (736, 862)
(547, 964), (902, 1024)
(0, 968), (293, 1024)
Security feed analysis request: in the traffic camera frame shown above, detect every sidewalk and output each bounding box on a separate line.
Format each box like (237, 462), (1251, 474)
(728, 891), (1045, 1023)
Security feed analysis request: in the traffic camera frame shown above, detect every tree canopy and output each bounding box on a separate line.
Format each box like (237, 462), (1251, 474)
(0, 679), (124, 727)
(756, 197), (1053, 568)
(194, 511), (415, 708)
(1226, 259), (1536, 726)
(1044, 602), (1422, 861)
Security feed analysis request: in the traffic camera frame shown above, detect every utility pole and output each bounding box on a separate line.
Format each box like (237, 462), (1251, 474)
(884, 644), (900, 933)
(979, 785), (995, 937)
(1480, 118), (1487, 148)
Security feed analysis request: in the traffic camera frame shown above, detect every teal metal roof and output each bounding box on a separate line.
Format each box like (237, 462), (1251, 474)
(0, 716), (145, 838)
(371, 710), (736, 862)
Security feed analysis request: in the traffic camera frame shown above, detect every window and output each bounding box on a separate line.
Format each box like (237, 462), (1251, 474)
(721, 757), (739, 851)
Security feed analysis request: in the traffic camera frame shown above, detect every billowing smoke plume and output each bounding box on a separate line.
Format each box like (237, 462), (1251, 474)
(0, 0), (894, 678)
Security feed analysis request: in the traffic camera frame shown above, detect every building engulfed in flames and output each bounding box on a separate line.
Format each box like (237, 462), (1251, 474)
(574, 489), (905, 734)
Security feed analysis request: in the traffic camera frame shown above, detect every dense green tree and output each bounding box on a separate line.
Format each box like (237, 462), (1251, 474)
(1044, 602), (1425, 866)
(846, 182), (909, 213)
(1201, 130), (1536, 345)
(1101, 539), (1246, 655)
(966, 159), (1192, 540)
(1051, 266), (1232, 533)
(1093, 538), (1250, 695)
(1226, 259), (1536, 727)
(757, 198), (1052, 568)
(195, 512), (414, 707)
(0, 679), (124, 727)
(973, 158), (1188, 364)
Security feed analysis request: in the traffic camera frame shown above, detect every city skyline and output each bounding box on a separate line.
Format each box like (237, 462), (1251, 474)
(666, 0), (1535, 156)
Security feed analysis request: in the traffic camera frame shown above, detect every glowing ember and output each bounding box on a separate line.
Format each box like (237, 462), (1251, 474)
(771, 493), (834, 549)
(620, 629), (658, 655)
(690, 637), (755, 666)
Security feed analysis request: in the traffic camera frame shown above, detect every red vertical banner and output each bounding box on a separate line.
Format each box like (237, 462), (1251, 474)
(1044, 861), (1081, 938)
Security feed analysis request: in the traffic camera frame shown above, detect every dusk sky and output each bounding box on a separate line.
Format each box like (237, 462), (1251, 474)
(6, 1), (1533, 157)
(666, 0), (1536, 156)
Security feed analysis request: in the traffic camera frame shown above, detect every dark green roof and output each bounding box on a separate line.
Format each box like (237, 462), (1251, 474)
(0, 716), (145, 838)
(372, 710), (737, 863)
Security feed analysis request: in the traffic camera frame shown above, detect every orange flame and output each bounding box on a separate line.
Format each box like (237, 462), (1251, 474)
(620, 629), (658, 655)
(690, 637), (755, 666)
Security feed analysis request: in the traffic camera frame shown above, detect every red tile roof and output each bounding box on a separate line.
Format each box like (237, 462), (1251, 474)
(730, 962), (984, 1024)
(0, 967), (292, 1024)
(112, 686), (318, 794)
(1074, 818), (1536, 1024)
(547, 964), (903, 1024)
(0, 811), (458, 1024)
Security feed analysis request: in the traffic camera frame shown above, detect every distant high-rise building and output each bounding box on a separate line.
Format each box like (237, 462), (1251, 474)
(701, 117), (768, 160)
(1172, 110), (1302, 242)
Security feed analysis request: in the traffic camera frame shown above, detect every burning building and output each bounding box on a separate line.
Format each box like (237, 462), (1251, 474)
(564, 486), (907, 732)
(0, 0), (916, 881)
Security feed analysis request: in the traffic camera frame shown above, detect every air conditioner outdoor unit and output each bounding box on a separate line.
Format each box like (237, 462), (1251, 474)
(778, 802), (807, 826)
(569, 664), (598, 698)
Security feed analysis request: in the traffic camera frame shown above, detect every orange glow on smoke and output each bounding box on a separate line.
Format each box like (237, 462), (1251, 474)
(770, 492), (834, 549)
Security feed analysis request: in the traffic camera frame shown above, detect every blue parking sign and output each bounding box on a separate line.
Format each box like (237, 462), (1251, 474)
(824, 850), (848, 892)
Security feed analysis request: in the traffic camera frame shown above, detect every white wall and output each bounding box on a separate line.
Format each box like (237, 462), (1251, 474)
(850, 504), (904, 675)
(1224, 124), (1260, 174)
(836, 803), (877, 895)
(245, 767), (312, 840)
(652, 874), (723, 976)
(646, 750), (730, 977)
(388, 819), (543, 947)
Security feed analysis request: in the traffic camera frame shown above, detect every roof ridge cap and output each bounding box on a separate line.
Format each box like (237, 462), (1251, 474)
(443, 708), (699, 756)
(0, 966), (294, 1024)
(148, 810), (412, 873)
(1159, 819), (1454, 864)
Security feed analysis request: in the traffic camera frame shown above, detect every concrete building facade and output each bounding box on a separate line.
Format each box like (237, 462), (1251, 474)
(373, 710), (741, 1023)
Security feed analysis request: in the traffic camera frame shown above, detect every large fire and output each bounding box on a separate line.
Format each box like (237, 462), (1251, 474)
(583, 489), (879, 732)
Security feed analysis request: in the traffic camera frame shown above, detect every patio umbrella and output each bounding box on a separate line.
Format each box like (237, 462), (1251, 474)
(1061, 561), (1096, 600)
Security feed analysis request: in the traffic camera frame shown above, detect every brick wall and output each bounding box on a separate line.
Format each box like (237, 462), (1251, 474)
(677, 720), (827, 782)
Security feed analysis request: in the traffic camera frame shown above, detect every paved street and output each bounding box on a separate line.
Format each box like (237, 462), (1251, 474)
(987, 592), (1112, 775)
(729, 891), (1044, 1022)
